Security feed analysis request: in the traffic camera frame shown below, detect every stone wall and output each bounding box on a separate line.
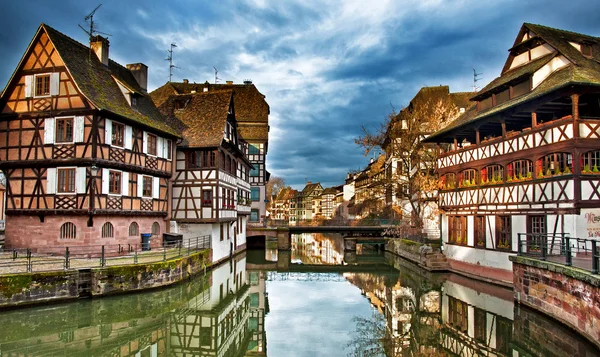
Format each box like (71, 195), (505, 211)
(5, 215), (166, 251)
(0, 249), (211, 309)
(513, 305), (600, 357)
(510, 255), (600, 350)
(0, 271), (79, 307)
(386, 239), (449, 271)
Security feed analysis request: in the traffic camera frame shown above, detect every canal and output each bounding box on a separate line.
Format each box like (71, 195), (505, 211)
(0, 233), (597, 356)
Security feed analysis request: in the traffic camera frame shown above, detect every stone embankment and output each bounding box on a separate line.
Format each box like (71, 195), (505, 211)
(510, 255), (600, 350)
(385, 238), (449, 271)
(0, 249), (211, 309)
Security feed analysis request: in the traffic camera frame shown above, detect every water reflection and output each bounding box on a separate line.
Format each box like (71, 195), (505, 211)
(0, 233), (597, 356)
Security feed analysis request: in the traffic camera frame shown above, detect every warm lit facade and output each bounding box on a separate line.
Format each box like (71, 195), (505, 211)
(426, 23), (600, 284)
(0, 24), (178, 249)
(153, 90), (252, 263)
(151, 80), (270, 226)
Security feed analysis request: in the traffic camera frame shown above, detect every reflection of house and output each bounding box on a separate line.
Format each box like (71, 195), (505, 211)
(426, 23), (600, 284)
(246, 269), (269, 356)
(153, 89), (252, 263)
(441, 277), (514, 356)
(0, 24), (178, 249)
(151, 80), (270, 226)
(170, 254), (251, 357)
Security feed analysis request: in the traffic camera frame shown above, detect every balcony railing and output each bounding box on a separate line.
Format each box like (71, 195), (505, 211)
(517, 233), (599, 274)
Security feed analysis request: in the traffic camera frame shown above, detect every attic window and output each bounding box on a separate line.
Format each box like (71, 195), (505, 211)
(582, 44), (592, 57)
(131, 95), (137, 106)
(174, 100), (187, 110)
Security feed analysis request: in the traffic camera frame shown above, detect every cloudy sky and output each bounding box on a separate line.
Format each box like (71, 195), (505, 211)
(1, 0), (600, 189)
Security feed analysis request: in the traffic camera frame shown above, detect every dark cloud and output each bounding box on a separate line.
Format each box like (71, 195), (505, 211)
(1, 0), (600, 190)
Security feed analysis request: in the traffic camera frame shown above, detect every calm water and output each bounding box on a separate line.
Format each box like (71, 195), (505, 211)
(0, 233), (598, 357)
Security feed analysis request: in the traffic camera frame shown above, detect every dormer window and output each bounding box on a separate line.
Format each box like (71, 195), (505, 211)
(131, 95), (137, 106)
(582, 44), (592, 57)
(174, 100), (186, 110)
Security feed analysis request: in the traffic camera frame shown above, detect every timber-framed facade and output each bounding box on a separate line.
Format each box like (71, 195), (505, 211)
(153, 89), (253, 263)
(425, 23), (600, 284)
(0, 24), (179, 249)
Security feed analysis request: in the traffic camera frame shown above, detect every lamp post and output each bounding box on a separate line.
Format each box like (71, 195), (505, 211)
(88, 164), (99, 227)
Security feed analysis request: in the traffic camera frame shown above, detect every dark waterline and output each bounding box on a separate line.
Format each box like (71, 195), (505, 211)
(0, 233), (597, 356)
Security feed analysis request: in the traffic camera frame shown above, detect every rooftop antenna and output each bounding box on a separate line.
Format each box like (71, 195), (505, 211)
(166, 43), (179, 82)
(78, 4), (111, 39)
(473, 68), (483, 92)
(213, 67), (221, 84)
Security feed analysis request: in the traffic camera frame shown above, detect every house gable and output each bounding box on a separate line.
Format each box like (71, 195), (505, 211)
(1, 27), (90, 114)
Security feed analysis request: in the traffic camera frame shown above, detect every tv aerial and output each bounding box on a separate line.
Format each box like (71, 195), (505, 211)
(166, 43), (179, 82)
(79, 4), (112, 39)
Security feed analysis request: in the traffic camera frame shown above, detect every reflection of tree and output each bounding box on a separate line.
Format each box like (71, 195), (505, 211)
(347, 312), (446, 357)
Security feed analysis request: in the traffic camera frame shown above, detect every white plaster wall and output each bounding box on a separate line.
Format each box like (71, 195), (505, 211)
(532, 55), (570, 89)
(213, 222), (234, 262)
(445, 244), (514, 271)
(485, 215), (496, 249)
(237, 216), (247, 248)
(467, 215), (474, 246)
(512, 215), (527, 251)
(530, 43), (554, 60)
(441, 214), (449, 244)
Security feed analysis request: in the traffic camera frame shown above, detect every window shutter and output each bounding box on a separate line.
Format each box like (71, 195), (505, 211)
(104, 118), (112, 145)
(76, 167), (87, 194)
(124, 125), (133, 150)
(137, 175), (143, 197)
(142, 131), (148, 153)
(44, 118), (55, 144)
(50, 72), (60, 96)
(24, 75), (34, 98)
(101, 168), (109, 194)
(46, 168), (56, 194)
(157, 137), (164, 158)
(153, 177), (160, 199)
(121, 171), (129, 196)
(74, 116), (84, 142)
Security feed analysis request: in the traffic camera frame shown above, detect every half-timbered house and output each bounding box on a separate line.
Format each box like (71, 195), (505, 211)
(151, 80), (270, 226)
(425, 23), (600, 284)
(154, 89), (252, 263)
(0, 24), (179, 249)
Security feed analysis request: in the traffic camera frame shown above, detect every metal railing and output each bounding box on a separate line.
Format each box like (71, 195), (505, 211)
(0, 235), (211, 274)
(517, 233), (599, 274)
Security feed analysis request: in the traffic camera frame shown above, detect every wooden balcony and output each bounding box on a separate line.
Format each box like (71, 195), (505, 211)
(438, 116), (600, 170)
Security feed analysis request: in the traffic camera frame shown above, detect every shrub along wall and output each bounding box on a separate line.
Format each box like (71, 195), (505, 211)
(0, 249), (211, 309)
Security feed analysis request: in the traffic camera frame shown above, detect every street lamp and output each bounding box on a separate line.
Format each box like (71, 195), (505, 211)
(88, 164), (99, 227)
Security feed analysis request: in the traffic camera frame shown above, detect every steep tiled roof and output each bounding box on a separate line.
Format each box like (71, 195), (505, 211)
(238, 124), (269, 141)
(156, 90), (233, 147)
(42, 24), (179, 137)
(425, 23), (600, 143)
(154, 81), (269, 123)
(473, 53), (554, 100)
(302, 182), (322, 194)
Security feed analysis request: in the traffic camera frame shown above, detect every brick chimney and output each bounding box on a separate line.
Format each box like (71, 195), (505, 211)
(126, 63), (148, 92)
(90, 35), (109, 66)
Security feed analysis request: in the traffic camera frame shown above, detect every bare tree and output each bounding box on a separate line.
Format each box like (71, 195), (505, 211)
(266, 176), (286, 210)
(356, 88), (462, 229)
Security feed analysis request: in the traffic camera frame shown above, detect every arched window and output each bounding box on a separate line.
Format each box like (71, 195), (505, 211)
(581, 150), (600, 173)
(458, 169), (477, 188)
(481, 164), (503, 185)
(440, 173), (456, 189)
(102, 222), (114, 238)
(129, 222), (139, 236)
(537, 153), (572, 177)
(60, 222), (76, 239)
(507, 159), (533, 181)
(152, 222), (160, 236)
